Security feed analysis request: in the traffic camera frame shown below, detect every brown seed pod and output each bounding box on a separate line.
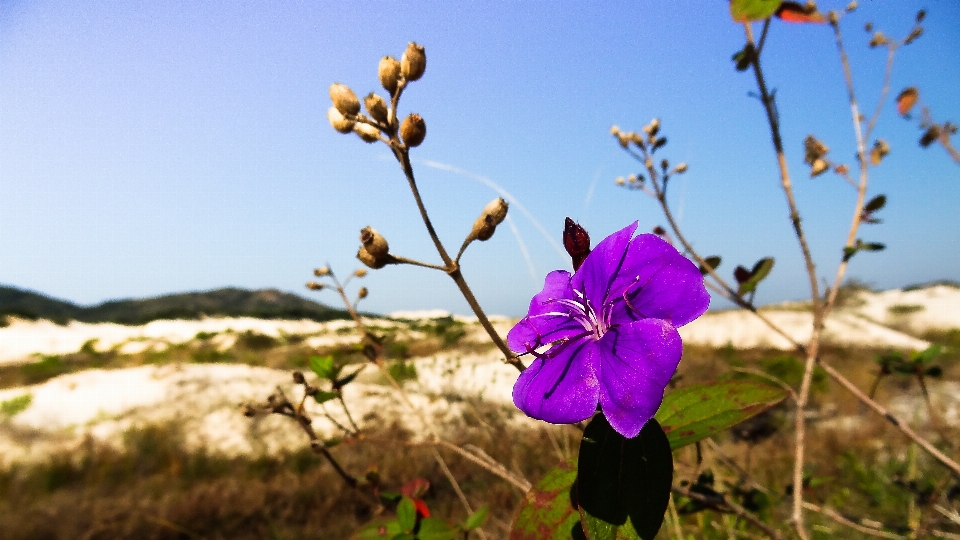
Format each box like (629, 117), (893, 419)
(400, 113), (426, 147)
(470, 198), (509, 241)
(329, 83), (360, 115)
(354, 123), (381, 143)
(357, 246), (388, 269)
(401, 42), (426, 81)
(360, 226), (389, 258)
(379, 56), (401, 95)
(364, 93), (389, 124)
(327, 107), (355, 134)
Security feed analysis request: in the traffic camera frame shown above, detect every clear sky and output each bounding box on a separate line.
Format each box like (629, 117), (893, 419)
(2, 1), (958, 317)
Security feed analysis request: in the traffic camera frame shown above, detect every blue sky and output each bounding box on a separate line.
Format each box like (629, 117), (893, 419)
(1, 1), (958, 317)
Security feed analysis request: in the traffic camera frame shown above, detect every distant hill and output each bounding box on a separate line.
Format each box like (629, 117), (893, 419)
(0, 285), (350, 325)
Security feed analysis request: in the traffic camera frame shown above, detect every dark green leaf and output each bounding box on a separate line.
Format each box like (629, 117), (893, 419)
(738, 257), (775, 295)
(509, 461), (580, 540)
(336, 367), (364, 388)
(862, 242), (886, 252)
(864, 194), (887, 213)
(699, 256), (722, 275)
(734, 266), (751, 284)
(464, 506), (489, 531)
(417, 518), (458, 540)
(313, 390), (338, 404)
(730, 0), (781, 22)
(578, 416), (673, 540)
(732, 45), (754, 71)
(349, 518), (403, 539)
(309, 355), (336, 380)
(379, 491), (402, 504)
(655, 380), (788, 450)
(397, 497), (417, 532)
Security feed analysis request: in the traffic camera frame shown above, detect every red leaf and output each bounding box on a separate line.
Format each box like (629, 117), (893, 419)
(897, 87), (919, 117)
(400, 477), (430, 498)
(776, 2), (826, 23)
(412, 498), (431, 518)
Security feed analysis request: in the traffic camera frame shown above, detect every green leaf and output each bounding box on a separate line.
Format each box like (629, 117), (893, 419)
(730, 0), (781, 22)
(738, 257), (774, 295)
(509, 461), (581, 540)
(397, 497), (417, 532)
(864, 194), (887, 213)
(861, 242), (886, 252)
(732, 45), (755, 71)
(313, 390), (338, 404)
(655, 380), (788, 450)
(417, 518), (458, 540)
(309, 355), (336, 380)
(577, 416), (673, 540)
(698, 256), (722, 276)
(464, 506), (489, 531)
(912, 344), (943, 365)
(349, 518), (403, 539)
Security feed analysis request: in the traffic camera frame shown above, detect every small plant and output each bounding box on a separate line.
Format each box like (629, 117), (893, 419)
(0, 394), (32, 417)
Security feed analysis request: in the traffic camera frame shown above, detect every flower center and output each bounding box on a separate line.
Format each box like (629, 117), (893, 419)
(553, 287), (614, 341)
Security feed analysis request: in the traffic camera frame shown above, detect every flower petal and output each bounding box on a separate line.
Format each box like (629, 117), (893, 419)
(613, 234), (710, 328)
(572, 222), (638, 308)
(596, 319), (682, 438)
(507, 270), (585, 353)
(512, 338), (601, 425)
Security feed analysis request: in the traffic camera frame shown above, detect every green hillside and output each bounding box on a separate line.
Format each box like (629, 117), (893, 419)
(0, 285), (349, 325)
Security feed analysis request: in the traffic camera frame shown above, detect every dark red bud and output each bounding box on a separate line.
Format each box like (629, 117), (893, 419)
(563, 217), (591, 271)
(652, 226), (667, 236)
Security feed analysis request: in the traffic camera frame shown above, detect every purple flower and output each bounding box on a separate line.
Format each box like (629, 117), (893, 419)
(508, 222), (710, 438)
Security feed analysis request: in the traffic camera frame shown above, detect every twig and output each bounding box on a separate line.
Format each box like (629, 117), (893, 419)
(744, 22), (823, 537)
(673, 485), (785, 540)
(435, 440), (532, 492)
(431, 447), (488, 540)
(802, 502), (906, 539)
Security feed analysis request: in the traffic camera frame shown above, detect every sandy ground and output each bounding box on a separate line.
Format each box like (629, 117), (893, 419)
(0, 285), (957, 464)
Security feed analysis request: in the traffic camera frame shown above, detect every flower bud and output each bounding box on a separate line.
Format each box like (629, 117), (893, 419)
(329, 83), (360, 116)
(615, 176), (625, 186)
(364, 93), (389, 124)
(306, 281), (325, 290)
(354, 122), (380, 143)
(610, 125), (621, 136)
(400, 42), (426, 82)
(354, 268), (368, 278)
(563, 218), (591, 271)
(360, 226), (389, 258)
(470, 198), (509, 241)
(314, 266), (331, 277)
(617, 133), (629, 148)
(674, 163), (688, 174)
(400, 113), (426, 147)
(357, 287), (369, 299)
(328, 107), (355, 134)
(379, 56), (401, 95)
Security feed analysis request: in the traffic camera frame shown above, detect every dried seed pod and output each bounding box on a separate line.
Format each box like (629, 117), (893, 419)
(642, 118), (661, 136)
(357, 287), (369, 299)
(364, 93), (389, 124)
(306, 281), (325, 290)
(327, 107), (355, 134)
(471, 198), (509, 241)
(610, 125), (621, 136)
(354, 269), (368, 278)
(360, 226), (390, 258)
(674, 163), (688, 174)
(616, 176), (626, 185)
(379, 56), (402, 95)
(314, 266), (331, 277)
(329, 83), (360, 115)
(400, 113), (426, 147)
(810, 158), (829, 177)
(357, 246), (389, 269)
(292, 371), (305, 384)
(803, 135), (829, 164)
(400, 42), (426, 81)
(354, 123), (381, 143)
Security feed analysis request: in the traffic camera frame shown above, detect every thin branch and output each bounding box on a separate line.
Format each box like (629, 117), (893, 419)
(802, 502), (906, 539)
(672, 485), (785, 540)
(744, 21), (824, 538)
(389, 254), (449, 271)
